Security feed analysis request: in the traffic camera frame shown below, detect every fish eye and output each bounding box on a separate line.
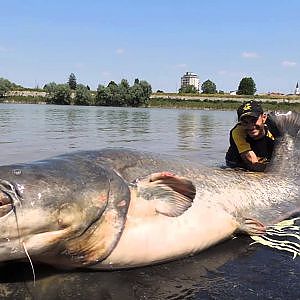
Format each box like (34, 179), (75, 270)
(0, 191), (13, 218)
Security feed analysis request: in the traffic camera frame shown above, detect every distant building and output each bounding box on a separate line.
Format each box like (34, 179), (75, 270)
(295, 82), (300, 95)
(180, 72), (200, 91)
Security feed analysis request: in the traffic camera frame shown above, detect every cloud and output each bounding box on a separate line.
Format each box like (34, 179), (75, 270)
(281, 60), (297, 67)
(115, 48), (125, 55)
(241, 51), (259, 58)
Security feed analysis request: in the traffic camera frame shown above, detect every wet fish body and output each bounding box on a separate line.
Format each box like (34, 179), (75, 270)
(0, 112), (299, 269)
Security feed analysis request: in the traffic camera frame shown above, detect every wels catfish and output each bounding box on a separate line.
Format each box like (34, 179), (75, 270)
(0, 112), (299, 269)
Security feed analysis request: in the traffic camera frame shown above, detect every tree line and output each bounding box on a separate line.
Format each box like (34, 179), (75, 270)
(179, 77), (256, 95)
(0, 73), (152, 107)
(0, 78), (23, 97)
(1, 74), (257, 106)
(45, 73), (152, 106)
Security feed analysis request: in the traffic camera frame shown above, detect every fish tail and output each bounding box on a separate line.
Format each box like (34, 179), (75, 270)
(266, 111), (300, 176)
(269, 111), (300, 137)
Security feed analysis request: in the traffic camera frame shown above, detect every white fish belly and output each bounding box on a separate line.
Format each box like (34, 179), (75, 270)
(101, 200), (239, 268)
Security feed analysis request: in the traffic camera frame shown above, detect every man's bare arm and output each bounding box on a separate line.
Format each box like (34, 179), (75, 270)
(240, 151), (267, 171)
(240, 150), (259, 164)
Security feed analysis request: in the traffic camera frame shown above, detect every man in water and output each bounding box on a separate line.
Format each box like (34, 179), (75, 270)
(225, 100), (280, 171)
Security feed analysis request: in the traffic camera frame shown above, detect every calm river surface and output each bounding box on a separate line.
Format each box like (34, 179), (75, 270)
(0, 103), (299, 299)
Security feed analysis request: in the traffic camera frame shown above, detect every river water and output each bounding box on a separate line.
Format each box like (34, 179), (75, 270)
(0, 103), (299, 299)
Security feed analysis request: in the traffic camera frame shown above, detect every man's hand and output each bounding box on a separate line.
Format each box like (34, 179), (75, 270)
(241, 151), (268, 171)
(240, 150), (259, 164)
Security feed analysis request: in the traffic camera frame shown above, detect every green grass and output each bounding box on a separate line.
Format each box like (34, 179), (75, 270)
(152, 92), (300, 101)
(2, 95), (300, 112)
(149, 98), (300, 112)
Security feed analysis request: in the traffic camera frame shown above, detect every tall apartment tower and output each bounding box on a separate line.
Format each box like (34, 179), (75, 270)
(295, 82), (300, 95)
(181, 72), (200, 91)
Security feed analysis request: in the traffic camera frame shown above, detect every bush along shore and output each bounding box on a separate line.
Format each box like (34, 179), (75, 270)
(1, 93), (300, 112)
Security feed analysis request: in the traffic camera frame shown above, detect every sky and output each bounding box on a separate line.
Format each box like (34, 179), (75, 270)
(0, 0), (299, 94)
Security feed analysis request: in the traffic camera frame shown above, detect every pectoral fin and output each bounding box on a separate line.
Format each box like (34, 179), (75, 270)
(239, 217), (266, 235)
(135, 172), (196, 217)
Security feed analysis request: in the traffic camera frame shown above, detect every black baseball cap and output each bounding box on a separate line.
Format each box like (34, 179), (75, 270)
(237, 100), (263, 120)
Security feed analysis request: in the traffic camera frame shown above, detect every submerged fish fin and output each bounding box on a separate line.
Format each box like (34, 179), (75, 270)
(238, 217), (266, 236)
(266, 111), (300, 175)
(135, 172), (196, 217)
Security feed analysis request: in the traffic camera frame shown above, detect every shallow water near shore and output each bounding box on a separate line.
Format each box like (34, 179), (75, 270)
(0, 103), (299, 299)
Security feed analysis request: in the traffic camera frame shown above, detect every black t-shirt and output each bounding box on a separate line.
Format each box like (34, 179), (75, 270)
(225, 117), (280, 168)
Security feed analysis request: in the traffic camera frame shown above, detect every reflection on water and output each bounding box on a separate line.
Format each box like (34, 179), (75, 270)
(199, 114), (214, 149)
(0, 238), (255, 300)
(0, 235), (298, 299)
(0, 104), (232, 165)
(177, 112), (198, 150)
(177, 112), (217, 153)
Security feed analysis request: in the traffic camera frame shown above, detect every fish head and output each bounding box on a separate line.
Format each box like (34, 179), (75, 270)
(0, 160), (129, 267)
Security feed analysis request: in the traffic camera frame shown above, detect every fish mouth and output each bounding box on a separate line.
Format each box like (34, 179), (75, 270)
(0, 186), (64, 262)
(0, 178), (22, 220)
(0, 212), (76, 263)
(0, 190), (14, 219)
(0, 229), (68, 263)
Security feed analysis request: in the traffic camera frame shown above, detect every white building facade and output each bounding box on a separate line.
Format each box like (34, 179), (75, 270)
(181, 72), (200, 91)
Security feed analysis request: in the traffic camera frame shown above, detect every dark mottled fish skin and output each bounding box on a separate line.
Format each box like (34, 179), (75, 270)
(0, 156), (131, 267)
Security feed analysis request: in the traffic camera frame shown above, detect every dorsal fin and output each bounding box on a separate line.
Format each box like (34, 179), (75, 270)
(266, 111), (300, 176)
(135, 172), (196, 217)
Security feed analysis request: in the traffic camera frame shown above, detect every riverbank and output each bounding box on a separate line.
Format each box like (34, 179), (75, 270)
(1, 93), (300, 112)
(148, 97), (300, 111)
(150, 92), (300, 102)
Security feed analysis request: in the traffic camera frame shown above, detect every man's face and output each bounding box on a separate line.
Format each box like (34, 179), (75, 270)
(240, 114), (267, 139)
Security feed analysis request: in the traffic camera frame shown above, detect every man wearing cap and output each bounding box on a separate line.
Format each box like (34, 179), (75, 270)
(225, 100), (280, 171)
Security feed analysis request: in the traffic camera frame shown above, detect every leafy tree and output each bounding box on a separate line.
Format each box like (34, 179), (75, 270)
(68, 73), (77, 90)
(201, 79), (217, 94)
(118, 79), (131, 104)
(178, 85), (198, 94)
(47, 84), (71, 105)
(237, 77), (256, 95)
(120, 79), (130, 89)
(95, 84), (110, 106)
(74, 84), (92, 105)
(129, 83), (144, 107)
(95, 78), (152, 107)
(139, 80), (152, 97)
(0, 78), (12, 97)
(127, 79), (152, 107)
(138, 80), (152, 106)
(43, 82), (57, 94)
(106, 81), (123, 106)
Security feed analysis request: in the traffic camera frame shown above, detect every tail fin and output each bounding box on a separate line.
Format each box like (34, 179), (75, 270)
(266, 111), (300, 176)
